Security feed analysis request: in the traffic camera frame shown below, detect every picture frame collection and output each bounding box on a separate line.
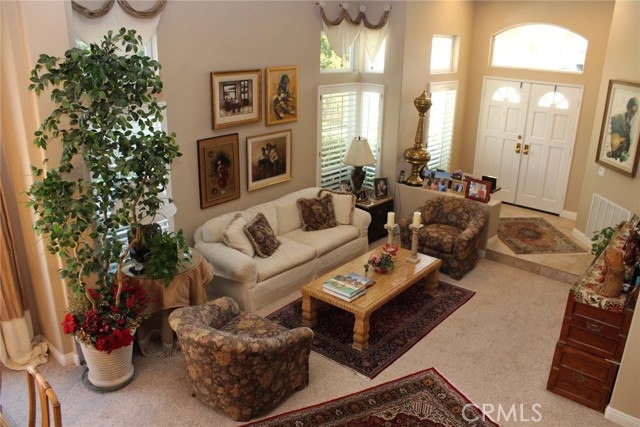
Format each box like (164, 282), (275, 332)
(200, 67), (298, 208)
(421, 169), (494, 203)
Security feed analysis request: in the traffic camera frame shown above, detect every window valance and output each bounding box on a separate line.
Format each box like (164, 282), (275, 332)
(318, 2), (390, 61)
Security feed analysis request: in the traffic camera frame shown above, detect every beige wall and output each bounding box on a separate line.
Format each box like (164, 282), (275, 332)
(463, 1), (615, 215)
(158, 1), (407, 244)
(600, 0), (640, 419)
(575, 0), (640, 233)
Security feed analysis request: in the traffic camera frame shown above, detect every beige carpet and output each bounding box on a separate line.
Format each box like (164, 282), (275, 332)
(0, 259), (621, 427)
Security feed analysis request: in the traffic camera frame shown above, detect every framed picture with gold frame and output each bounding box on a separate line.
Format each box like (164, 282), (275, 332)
(451, 179), (466, 195)
(247, 130), (292, 191)
(595, 80), (640, 177)
(197, 134), (240, 208)
(211, 69), (262, 129)
(265, 66), (298, 126)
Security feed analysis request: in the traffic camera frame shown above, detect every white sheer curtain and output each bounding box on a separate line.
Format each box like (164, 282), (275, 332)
(72, 0), (165, 44)
(319, 3), (391, 61)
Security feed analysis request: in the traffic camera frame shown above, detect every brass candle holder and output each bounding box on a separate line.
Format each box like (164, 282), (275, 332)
(407, 223), (423, 263)
(403, 90), (432, 186)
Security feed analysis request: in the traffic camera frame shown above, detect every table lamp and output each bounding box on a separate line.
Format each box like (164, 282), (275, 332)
(343, 137), (375, 196)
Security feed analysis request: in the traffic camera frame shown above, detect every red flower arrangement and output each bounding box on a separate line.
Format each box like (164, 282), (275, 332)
(62, 279), (149, 353)
(368, 243), (399, 273)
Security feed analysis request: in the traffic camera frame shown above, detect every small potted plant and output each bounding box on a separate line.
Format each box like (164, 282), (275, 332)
(368, 243), (399, 273)
(26, 28), (188, 389)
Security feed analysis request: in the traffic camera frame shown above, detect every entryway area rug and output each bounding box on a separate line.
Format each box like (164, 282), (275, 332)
(243, 367), (499, 427)
(498, 217), (585, 255)
(267, 281), (474, 379)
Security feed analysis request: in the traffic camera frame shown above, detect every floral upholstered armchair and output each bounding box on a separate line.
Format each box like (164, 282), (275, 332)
(168, 297), (314, 421)
(399, 196), (489, 279)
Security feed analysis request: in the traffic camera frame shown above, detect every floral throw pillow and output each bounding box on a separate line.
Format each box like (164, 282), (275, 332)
(244, 213), (280, 258)
(296, 194), (338, 231)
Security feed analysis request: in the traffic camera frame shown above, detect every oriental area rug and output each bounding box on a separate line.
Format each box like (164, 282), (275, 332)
(498, 217), (585, 255)
(243, 367), (499, 427)
(267, 281), (474, 379)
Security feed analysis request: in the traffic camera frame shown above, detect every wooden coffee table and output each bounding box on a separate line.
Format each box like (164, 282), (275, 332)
(301, 247), (442, 351)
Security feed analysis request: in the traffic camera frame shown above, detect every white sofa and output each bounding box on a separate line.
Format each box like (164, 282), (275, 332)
(194, 187), (371, 312)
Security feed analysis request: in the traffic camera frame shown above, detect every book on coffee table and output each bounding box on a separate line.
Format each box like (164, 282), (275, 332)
(342, 272), (375, 288)
(322, 285), (366, 302)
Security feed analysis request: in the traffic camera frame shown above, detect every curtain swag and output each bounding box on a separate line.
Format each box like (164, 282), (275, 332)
(318, 2), (391, 30)
(72, 0), (167, 19)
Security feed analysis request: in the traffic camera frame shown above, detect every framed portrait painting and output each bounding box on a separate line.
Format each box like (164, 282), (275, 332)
(266, 66), (298, 126)
(465, 178), (492, 203)
(247, 130), (292, 191)
(211, 69), (262, 129)
(197, 134), (240, 208)
(596, 80), (640, 177)
(374, 178), (389, 199)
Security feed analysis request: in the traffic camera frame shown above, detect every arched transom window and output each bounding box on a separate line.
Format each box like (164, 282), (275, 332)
(492, 24), (588, 73)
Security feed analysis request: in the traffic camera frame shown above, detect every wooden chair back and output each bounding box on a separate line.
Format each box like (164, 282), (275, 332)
(26, 366), (61, 427)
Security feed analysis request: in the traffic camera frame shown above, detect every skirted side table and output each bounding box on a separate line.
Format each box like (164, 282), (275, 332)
(125, 249), (214, 357)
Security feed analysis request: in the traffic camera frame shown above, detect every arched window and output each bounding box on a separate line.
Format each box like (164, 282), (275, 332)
(491, 24), (587, 73)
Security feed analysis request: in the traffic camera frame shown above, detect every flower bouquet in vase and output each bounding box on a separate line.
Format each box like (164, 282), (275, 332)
(367, 243), (399, 274)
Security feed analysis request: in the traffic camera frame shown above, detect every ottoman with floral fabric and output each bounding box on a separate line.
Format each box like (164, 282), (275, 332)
(168, 296), (314, 421)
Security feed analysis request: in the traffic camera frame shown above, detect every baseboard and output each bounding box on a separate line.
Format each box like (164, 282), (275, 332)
(47, 341), (81, 366)
(605, 405), (640, 427)
(572, 227), (592, 249)
(560, 210), (577, 220)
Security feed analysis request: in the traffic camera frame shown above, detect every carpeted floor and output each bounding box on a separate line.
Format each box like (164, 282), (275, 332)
(498, 217), (585, 255)
(242, 367), (499, 427)
(267, 281), (474, 378)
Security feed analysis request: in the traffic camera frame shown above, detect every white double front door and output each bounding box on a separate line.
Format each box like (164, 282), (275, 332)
(473, 77), (582, 214)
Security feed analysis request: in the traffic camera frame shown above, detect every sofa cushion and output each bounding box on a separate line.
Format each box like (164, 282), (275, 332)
(243, 203), (279, 236)
(318, 189), (356, 225)
(245, 213), (280, 258)
(420, 224), (462, 254)
(201, 212), (238, 243)
(273, 188), (321, 235)
(222, 213), (255, 257)
(283, 225), (358, 257)
(297, 195), (338, 231)
(253, 237), (316, 282)
(219, 311), (288, 338)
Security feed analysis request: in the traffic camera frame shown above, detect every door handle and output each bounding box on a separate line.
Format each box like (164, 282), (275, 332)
(515, 143), (521, 154)
(523, 144), (529, 155)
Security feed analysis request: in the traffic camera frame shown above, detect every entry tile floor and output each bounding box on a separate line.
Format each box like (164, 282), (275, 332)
(485, 203), (595, 284)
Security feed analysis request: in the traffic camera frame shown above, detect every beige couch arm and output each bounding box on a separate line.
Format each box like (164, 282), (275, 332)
(194, 241), (258, 283)
(352, 208), (372, 238)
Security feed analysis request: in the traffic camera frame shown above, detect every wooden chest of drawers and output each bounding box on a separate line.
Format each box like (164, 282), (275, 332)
(546, 294), (635, 412)
(547, 221), (638, 413)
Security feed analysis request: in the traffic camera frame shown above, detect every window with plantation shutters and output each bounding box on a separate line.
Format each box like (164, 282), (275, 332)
(427, 82), (457, 171)
(318, 84), (384, 190)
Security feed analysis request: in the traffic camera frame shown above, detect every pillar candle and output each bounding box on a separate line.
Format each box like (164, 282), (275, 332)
(412, 211), (421, 227)
(387, 211), (395, 227)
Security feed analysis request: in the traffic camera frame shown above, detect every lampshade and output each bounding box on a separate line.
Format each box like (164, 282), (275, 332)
(344, 137), (376, 167)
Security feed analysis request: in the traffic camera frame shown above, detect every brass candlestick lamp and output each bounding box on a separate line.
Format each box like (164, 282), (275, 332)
(403, 90), (432, 186)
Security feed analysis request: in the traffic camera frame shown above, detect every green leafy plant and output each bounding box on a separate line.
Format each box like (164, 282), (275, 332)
(591, 224), (620, 257)
(144, 230), (191, 286)
(26, 28), (188, 350)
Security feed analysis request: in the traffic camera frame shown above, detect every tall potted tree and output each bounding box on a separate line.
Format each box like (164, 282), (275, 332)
(26, 28), (187, 390)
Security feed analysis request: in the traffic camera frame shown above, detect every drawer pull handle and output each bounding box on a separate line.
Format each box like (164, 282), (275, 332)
(585, 321), (602, 333)
(572, 372), (587, 384)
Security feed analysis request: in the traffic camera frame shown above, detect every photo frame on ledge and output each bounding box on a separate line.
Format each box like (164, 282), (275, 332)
(197, 134), (240, 208)
(266, 66), (299, 126)
(465, 178), (492, 203)
(595, 80), (640, 177)
(211, 69), (262, 129)
(451, 179), (467, 195)
(374, 178), (389, 199)
(247, 130), (292, 191)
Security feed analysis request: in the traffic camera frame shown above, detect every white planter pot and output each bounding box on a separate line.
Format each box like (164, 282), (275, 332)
(79, 338), (135, 390)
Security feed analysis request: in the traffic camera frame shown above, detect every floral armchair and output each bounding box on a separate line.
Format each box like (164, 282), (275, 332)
(399, 195), (489, 279)
(168, 297), (314, 421)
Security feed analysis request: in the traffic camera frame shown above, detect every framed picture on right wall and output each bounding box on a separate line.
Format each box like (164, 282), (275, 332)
(595, 80), (640, 177)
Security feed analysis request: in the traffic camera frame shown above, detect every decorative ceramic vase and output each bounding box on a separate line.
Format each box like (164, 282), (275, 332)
(79, 335), (135, 390)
